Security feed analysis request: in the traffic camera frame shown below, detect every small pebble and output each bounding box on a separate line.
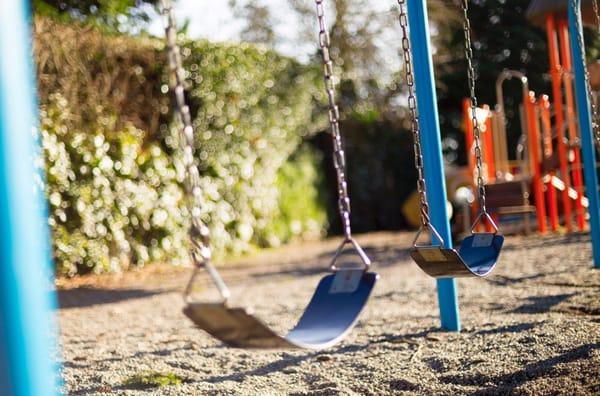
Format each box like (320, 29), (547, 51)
(316, 354), (333, 362)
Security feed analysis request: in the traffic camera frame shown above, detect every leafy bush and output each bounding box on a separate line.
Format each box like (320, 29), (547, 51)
(266, 145), (328, 247)
(175, 39), (325, 256)
(35, 17), (167, 140)
(42, 94), (188, 276)
(36, 19), (327, 275)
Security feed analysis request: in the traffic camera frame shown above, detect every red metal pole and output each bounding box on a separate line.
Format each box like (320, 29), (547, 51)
(558, 18), (586, 230)
(526, 91), (548, 233)
(483, 105), (496, 183)
(546, 13), (573, 232)
(539, 94), (559, 231)
(463, 98), (476, 178)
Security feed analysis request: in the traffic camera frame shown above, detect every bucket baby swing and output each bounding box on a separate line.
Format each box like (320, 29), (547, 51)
(159, 0), (377, 349)
(398, 0), (504, 278)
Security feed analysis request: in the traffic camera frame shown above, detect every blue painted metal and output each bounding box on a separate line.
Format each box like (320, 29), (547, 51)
(406, 0), (460, 331)
(0, 1), (59, 395)
(568, 0), (600, 269)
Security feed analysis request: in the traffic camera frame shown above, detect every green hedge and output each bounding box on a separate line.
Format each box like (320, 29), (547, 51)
(42, 94), (187, 276)
(36, 19), (327, 275)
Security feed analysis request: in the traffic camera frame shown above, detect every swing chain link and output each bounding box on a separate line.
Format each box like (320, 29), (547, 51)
(570, 0), (600, 146)
(161, 0), (232, 302)
(461, 0), (488, 215)
(396, 0), (431, 227)
(314, 0), (353, 240)
(160, 0), (212, 267)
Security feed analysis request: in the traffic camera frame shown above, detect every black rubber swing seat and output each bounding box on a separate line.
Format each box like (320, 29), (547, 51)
(184, 269), (378, 349)
(410, 232), (504, 278)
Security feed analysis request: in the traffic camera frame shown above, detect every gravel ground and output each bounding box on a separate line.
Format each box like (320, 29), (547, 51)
(58, 232), (600, 395)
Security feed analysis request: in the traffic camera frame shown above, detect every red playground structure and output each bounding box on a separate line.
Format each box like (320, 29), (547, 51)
(460, 2), (597, 235)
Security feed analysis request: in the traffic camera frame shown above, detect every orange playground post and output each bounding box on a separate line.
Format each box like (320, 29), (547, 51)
(463, 98), (476, 178)
(483, 105), (495, 183)
(525, 91), (547, 233)
(545, 13), (573, 231)
(558, 18), (586, 230)
(539, 95), (559, 231)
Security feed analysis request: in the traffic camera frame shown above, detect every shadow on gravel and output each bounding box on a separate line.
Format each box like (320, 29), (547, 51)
(249, 245), (410, 281)
(510, 293), (578, 314)
(204, 336), (393, 384)
(486, 270), (568, 287)
(88, 345), (194, 365)
(58, 287), (168, 309)
(501, 233), (590, 252)
(205, 353), (316, 383)
(439, 343), (599, 394)
(473, 322), (539, 336)
(370, 327), (441, 345)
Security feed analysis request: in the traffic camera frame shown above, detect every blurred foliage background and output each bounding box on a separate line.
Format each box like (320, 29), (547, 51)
(32, 0), (159, 30)
(36, 18), (326, 275)
(32, 0), (600, 275)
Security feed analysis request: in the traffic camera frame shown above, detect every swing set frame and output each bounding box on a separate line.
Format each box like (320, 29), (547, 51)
(0, 0), (598, 393)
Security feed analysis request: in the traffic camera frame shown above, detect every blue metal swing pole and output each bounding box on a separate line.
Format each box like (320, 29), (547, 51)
(568, 0), (600, 269)
(407, 0), (460, 331)
(0, 1), (59, 395)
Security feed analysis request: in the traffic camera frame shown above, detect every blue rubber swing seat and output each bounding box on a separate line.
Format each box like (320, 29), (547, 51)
(410, 232), (504, 278)
(409, 212), (504, 278)
(183, 238), (378, 349)
(184, 269), (378, 349)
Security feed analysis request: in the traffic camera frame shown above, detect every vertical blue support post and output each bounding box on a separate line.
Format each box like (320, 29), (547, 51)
(407, 0), (460, 331)
(0, 1), (59, 395)
(569, 0), (600, 269)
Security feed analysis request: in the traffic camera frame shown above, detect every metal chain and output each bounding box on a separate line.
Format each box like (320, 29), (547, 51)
(396, 0), (430, 227)
(315, 0), (353, 239)
(570, 0), (600, 146)
(461, 0), (487, 214)
(160, 0), (212, 265)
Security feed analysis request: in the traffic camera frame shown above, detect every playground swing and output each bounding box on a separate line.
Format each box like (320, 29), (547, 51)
(159, 0), (377, 349)
(398, 0), (504, 278)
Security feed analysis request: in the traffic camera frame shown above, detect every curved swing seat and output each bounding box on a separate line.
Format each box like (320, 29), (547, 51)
(161, 0), (377, 351)
(410, 232), (504, 278)
(184, 269), (378, 349)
